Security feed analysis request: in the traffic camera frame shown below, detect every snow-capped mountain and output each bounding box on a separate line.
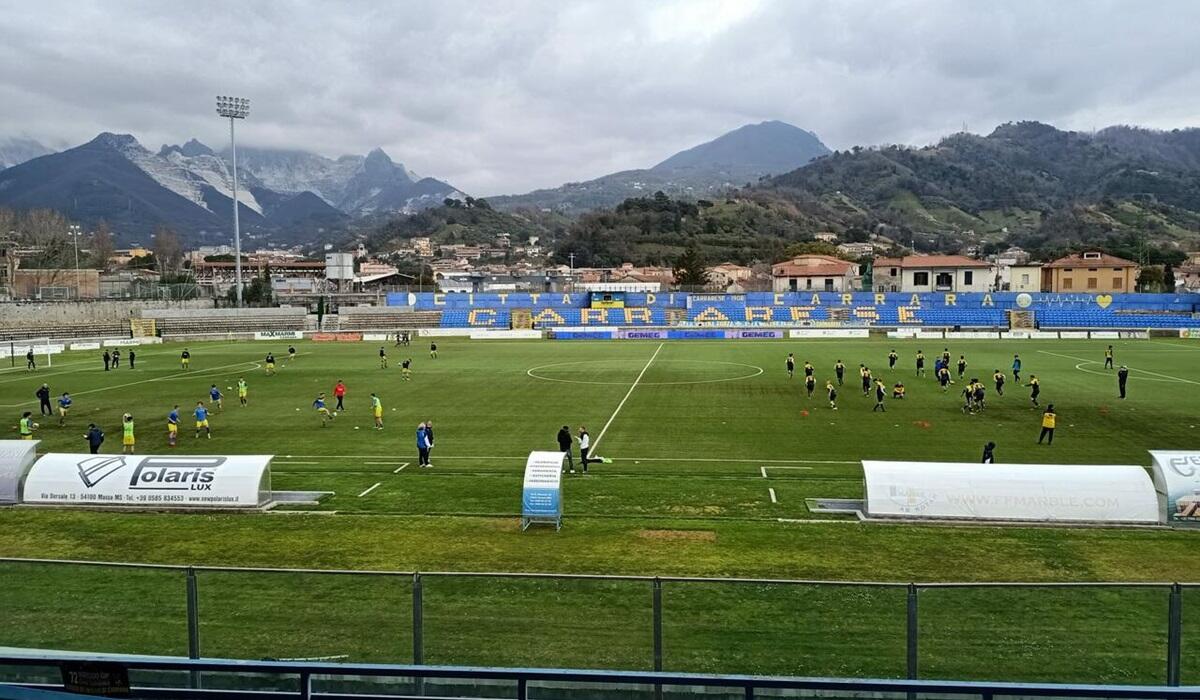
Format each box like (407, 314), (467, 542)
(0, 137), (54, 170)
(234, 145), (465, 216)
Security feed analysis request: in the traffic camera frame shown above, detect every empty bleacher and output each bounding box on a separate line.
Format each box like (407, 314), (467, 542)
(142, 308), (308, 336)
(0, 321), (130, 342)
(336, 307), (442, 330)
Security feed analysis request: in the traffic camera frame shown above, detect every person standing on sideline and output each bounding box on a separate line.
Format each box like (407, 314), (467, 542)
(57, 392), (72, 426)
(416, 423), (431, 467)
(84, 423), (104, 454)
(111, 349), (120, 369)
(430, 342), (438, 359)
(103, 350), (111, 371)
(424, 420), (435, 466)
(981, 441), (996, 464)
(121, 413), (135, 454)
(1104, 345), (1114, 370)
(577, 426), (592, 474)
(333, 380), (347, 411)
(557, 425), (575, 473)
(128, 349), (136, 370)
(1118, 365), (1129, 399)
(36, 384), (51, 416)
(1011, 354), (1022, 383)
(1038, 404), (1056, 445)
(786, 353), (795, 378)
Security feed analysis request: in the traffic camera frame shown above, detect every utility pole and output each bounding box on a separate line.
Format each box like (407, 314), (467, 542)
(216, 96), (250, 307)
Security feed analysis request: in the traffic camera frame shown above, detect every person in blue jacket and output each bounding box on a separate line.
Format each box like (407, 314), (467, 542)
(1011, 354), (1022, 382)
(416, 422), (432, 468)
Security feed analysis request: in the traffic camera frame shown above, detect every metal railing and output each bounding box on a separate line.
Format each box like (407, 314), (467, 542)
(0, 557), (1195, 687)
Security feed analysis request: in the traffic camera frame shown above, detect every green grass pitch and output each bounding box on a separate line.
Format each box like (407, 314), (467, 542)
(1, 336), (1199, 683)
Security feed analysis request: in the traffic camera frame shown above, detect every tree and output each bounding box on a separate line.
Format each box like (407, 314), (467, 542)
(1136, 265), (1164, 292)
(152, 227), (184, 273)
(89, 222), (115, 271)
(1164, 263), (1177, 291)
(227, 270), (274, 306)
(781, 241), (841, 260)
(673, 244), (708, 288)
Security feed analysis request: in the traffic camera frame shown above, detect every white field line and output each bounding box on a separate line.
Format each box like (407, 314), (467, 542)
(393, 463), (410, 473)
(768, 487), (778, 504)
(357, 482), (381, 498)
(0, 343), (254, 383)
(761, 466), (768, 478)
(1037, 350), (1200, 386)
(1148, 340), (1200, 350)
(0, 359), (263, 408)
(273, 461), (321, 465)
(591, 342), (663, 452)
(273, 454), (858, 464)
(777, 518), (858, 524)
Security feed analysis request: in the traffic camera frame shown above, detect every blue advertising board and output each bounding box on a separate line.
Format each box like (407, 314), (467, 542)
(521, 451), (564, 530)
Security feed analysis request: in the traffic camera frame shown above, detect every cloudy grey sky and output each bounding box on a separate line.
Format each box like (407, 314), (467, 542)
(3, 0), (1199, 195)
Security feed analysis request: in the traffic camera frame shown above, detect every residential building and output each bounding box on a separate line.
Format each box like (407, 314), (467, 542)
(1179, 252), (1200, 291)
(814, 232), (839, 243)
(707, 262), (754, 291)
(872, 257), (903, 292)
(772, 255), (860, 293)
(836, 242), (875, 258)
(1004, 264), (1043, 292)
(877, 255), (993, 293)
(1042, 252), (1139, 293)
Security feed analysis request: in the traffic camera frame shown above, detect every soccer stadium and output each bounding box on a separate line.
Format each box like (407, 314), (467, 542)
(2, 284), (1200, 698)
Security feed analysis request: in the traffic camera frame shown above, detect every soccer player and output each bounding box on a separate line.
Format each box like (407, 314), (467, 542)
(314, 393), (333, 427)
(25, 348), (35, 371)
(1011, 354), (1022, 382)
(858, 364), (869, 395)
(826, 380), (838, 410)
(371, 392), (384, 429)
(873, 379), (886, 412)
(577, 426), (591, 474)
(265, 352), (276, 375)
(957, 355), (967, 379)
(1118, 365), (1129, 399)
(121, 413), (135, 454)
(834, 360), (845, 385)
(993, 369), (1006, 396)
(888, 349), (898, 369)
(892, 382), (906, 399)
(1038, 404), (1056, 445)
(915, 350), (926, 377)
(938, 365), (951, 392)
(430, 342), (438, 359)
(941, 348), (951, 367)
(982, 441), (996, 464)
(128, 349), (136, 370)
(1026, 374), (1040, 406)
(112, 349), (121, 369)
(334, 380), (347, 411)
(209, 384), (224, 411)
(180, 348), (191, 370)
(961, 382), (974, 414)
(972, 379), (986, 411)
(18, 412), (36, 440)
(288, 345), (297, 363)
(194, 401), (211, 439)
(237, 377), (248, 407)
(379, 346), (388, 369)
(57, 392), (72, 426)
(103, 350), (111, 371)
(786, 353), (795, 378)
(401, 358), (412, 381)
(36, 384), (51, 416)
(805, 373), (816, 398)
(84, 423), (104, 454)
(803, 360), (814, 380)
(167, 405), (180, 447)
(1104, 345), (1114, 370)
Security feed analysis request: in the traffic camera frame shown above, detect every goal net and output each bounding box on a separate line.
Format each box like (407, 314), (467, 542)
(5, 338), (62, 368)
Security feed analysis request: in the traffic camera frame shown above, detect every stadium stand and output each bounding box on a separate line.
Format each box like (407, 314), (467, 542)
(141, 308), (309, 336)
(0, 321), (130, 342)
(335, 307), (442, 330)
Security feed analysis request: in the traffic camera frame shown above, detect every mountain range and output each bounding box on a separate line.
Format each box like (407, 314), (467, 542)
(0, 133), (464, 243)
(490, 120), (831, 212)
(0, 137), (53, 170)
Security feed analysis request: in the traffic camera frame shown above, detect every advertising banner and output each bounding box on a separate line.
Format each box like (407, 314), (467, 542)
(23, 453), (272, 509)
(619, 329), (669, 340)
(727, 329), (787, 339)
(69, 342), (102, 351)
(1058, 331), (1090, 339)
(521, 451), (564, 530)
(862, 460), (1159, 523)
(1149, 451), (1200, 527)
(945, 331), (1000, 339)
(789, 329), (869, 339)
(468, 330), (543, 339)
(0, 440), (39, 504)
(312, 333), (363, 342)
(102, 339), (141, 347)
(1090, 331), (1120, 339)
(254, 330), (303, 340)
(667, 329), (727, 340)
(1119, 331), (1150, 339)
(362, 333), (390, 341)
(552, 330), (616, 340)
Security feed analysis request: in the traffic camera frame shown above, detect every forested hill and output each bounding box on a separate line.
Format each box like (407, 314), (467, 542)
(762, 121), (1200, 260)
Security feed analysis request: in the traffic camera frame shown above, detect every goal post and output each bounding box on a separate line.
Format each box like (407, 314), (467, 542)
(7, 338), (58, 368)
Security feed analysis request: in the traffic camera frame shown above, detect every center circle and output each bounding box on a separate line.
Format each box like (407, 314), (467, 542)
(526, 359), (764, 386)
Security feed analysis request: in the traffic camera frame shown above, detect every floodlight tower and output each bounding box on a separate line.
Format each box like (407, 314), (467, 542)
(216, 96), (250, 306)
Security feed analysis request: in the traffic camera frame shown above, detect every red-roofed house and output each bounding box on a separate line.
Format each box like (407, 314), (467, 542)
(1042, 251), (1138, 293)
(872, 256), (904, 292)
(876, 255), (994, 293)
(772, 255), (860, 292)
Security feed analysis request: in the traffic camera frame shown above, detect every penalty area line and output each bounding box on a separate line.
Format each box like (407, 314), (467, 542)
(768, 487), (778, 504)
(1038, 350), (1200, 386)
(591, 342), (663, 452)
(357, 482), (382, 498)
(393, 463), (410, 473)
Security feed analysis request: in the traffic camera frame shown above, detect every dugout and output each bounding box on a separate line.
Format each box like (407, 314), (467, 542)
(0, 440), (40, 504)
(861, 460), (1160, 524)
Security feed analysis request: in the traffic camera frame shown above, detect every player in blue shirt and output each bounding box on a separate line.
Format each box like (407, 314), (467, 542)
(194, 401), (211, 439)
(1011, 354), (1022, 383)
(168, 405), (180, 447)
(209, 384), (224, 412)
(57, 392), (72, 426)
(313, 393), (334, 427)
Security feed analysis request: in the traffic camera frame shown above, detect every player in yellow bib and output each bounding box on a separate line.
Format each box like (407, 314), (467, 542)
(18, 412), (37, 440)
(371, 393), (384, 430)
(122, 414), (135, 454)
(237, 378), (248, 407)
